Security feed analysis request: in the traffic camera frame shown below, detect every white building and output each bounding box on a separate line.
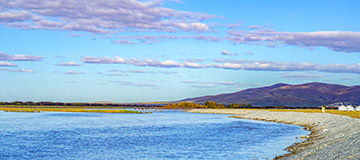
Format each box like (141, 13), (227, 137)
(338, 105), (347, 111)
(338, 105), (358, 111)
(347, 105), (355, 111)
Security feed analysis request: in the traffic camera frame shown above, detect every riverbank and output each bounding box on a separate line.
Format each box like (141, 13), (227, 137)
(188, 109), (360, 160)
(0, 107), (145, 114)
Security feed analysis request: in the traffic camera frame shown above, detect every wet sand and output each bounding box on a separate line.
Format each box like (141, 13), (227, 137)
(188, 109), (360, 160)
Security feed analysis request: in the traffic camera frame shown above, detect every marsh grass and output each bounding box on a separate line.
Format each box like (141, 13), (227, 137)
(267, 109), (360, 119)
(0, 107), (144, 114)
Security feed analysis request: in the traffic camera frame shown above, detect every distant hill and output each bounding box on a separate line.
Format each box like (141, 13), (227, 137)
(180, 82), (360, 107)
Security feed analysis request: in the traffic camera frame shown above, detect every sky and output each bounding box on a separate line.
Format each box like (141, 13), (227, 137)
(0, 0), (360, 103)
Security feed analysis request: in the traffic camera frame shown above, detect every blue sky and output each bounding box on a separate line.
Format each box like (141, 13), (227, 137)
(0, 0), (360, 102)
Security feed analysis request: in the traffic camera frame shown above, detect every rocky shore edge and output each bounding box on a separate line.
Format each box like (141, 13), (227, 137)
(188, 109), (360, 160)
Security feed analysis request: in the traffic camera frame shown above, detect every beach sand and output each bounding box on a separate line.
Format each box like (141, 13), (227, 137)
(188, 109), (360, 160)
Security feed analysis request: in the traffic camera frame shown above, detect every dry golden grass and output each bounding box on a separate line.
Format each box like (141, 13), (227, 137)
(0, 107), (143, 114)
(267, 109), (360, 119)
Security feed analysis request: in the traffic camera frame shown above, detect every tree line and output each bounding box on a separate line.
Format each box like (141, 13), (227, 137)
(161, 101), (252, 109)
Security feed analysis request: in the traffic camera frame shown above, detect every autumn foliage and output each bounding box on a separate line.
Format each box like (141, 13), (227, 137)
(161, 101), (251, 109)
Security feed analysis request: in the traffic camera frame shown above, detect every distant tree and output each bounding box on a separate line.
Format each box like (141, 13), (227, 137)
(241, 103), (246, 107)
(204, 101), (217, 109)
(217, 103), (225, 109)
(247, 103), (252, 107)
(229, 103), (240, 109)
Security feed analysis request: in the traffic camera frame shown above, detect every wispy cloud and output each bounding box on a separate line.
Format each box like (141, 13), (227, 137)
(111, 40), (135, 45)
(182, 80), (261, 89)
(55, 62), (82, 66)
(0, 61), (17, 67)
(212, 59), (360, 74)
(226, 24), (242, 29)
(107, 73), (127, 76)
(0, 52), (43, 61)
(65, 71), (85, 74)
(280, 73), (325, 80)
(214, 81), (237, 85)
(54, 55), (66, 58)
(108, 80), (156, 87)
(108, 69), (120, 72)
(188, 84), (215, 88)
(115, 35), (221, 44)
(244, 52), (254, 55)
(82, 56), (129, 64)
(0, 68), (34, 73)
(68, 34), (86, 37)
(227, 29), (360, 53)
(127, 69), (153, 74)
(158, 71), (177, 75)
(249, 25), (262, 29)
(83, 56), (360, 74)
(83, 56), (190, 68)
(0, 0), (216, 34)
(339, 77), (352, 80)
(220, 50), (238, 56)
(181, 81), (210, 84)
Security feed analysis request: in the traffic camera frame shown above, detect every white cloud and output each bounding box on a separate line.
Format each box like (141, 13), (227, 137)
(55, 62), (81, 66)
(0, 10), (32, 22)
(221, 50), (233, 56)
(0, 52), (43, 61)
(83, 56), (360, 74)
(108, 80), (156, 87)
(227, 29), (360, 53)
(183, 61), (204, 68)
(0, 68), (34, 73)
(188, 84), (215, 88)
(111, 40), (135, 44)
(226, 24), (242, 29)
(114, 34), (221, 44)
(0, 61), (17, 67)
(127, 69), (152, 74)
(82, 56), (129, 64)
(280, 73), (325, 80)
(65, 71), (85, 74)
(0, 0), (216, 33)
(212, 59), (360, 74)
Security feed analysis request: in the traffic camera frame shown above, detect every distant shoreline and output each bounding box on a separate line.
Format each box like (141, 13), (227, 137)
(188, 109), (360, 160)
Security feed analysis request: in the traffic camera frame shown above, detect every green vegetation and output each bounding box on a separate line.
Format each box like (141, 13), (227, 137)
(0, 107), (145, 114)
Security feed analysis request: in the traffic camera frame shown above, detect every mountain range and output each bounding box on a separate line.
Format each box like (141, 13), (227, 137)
(180, 82), (360, 107)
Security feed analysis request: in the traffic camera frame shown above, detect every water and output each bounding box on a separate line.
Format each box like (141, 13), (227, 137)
(0, 110), (309, 159)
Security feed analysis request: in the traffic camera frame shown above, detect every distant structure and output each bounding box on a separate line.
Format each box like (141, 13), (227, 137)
(338, 105), (357, 111)
(338, 105), (347, 111)
(325, 102), (359, 109)
(347, 105), (355, 111)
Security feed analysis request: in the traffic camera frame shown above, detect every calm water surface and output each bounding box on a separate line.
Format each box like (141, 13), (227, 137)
(0, 110), (309, 159)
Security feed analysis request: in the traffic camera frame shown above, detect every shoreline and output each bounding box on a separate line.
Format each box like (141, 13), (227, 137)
(188, 109), (360, 160)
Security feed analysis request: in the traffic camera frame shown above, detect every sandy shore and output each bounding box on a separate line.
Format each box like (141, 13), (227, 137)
(188, 109), (360, 160)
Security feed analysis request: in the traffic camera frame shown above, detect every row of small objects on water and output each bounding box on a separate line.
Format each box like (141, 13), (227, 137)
(134, 107), (150, 110)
